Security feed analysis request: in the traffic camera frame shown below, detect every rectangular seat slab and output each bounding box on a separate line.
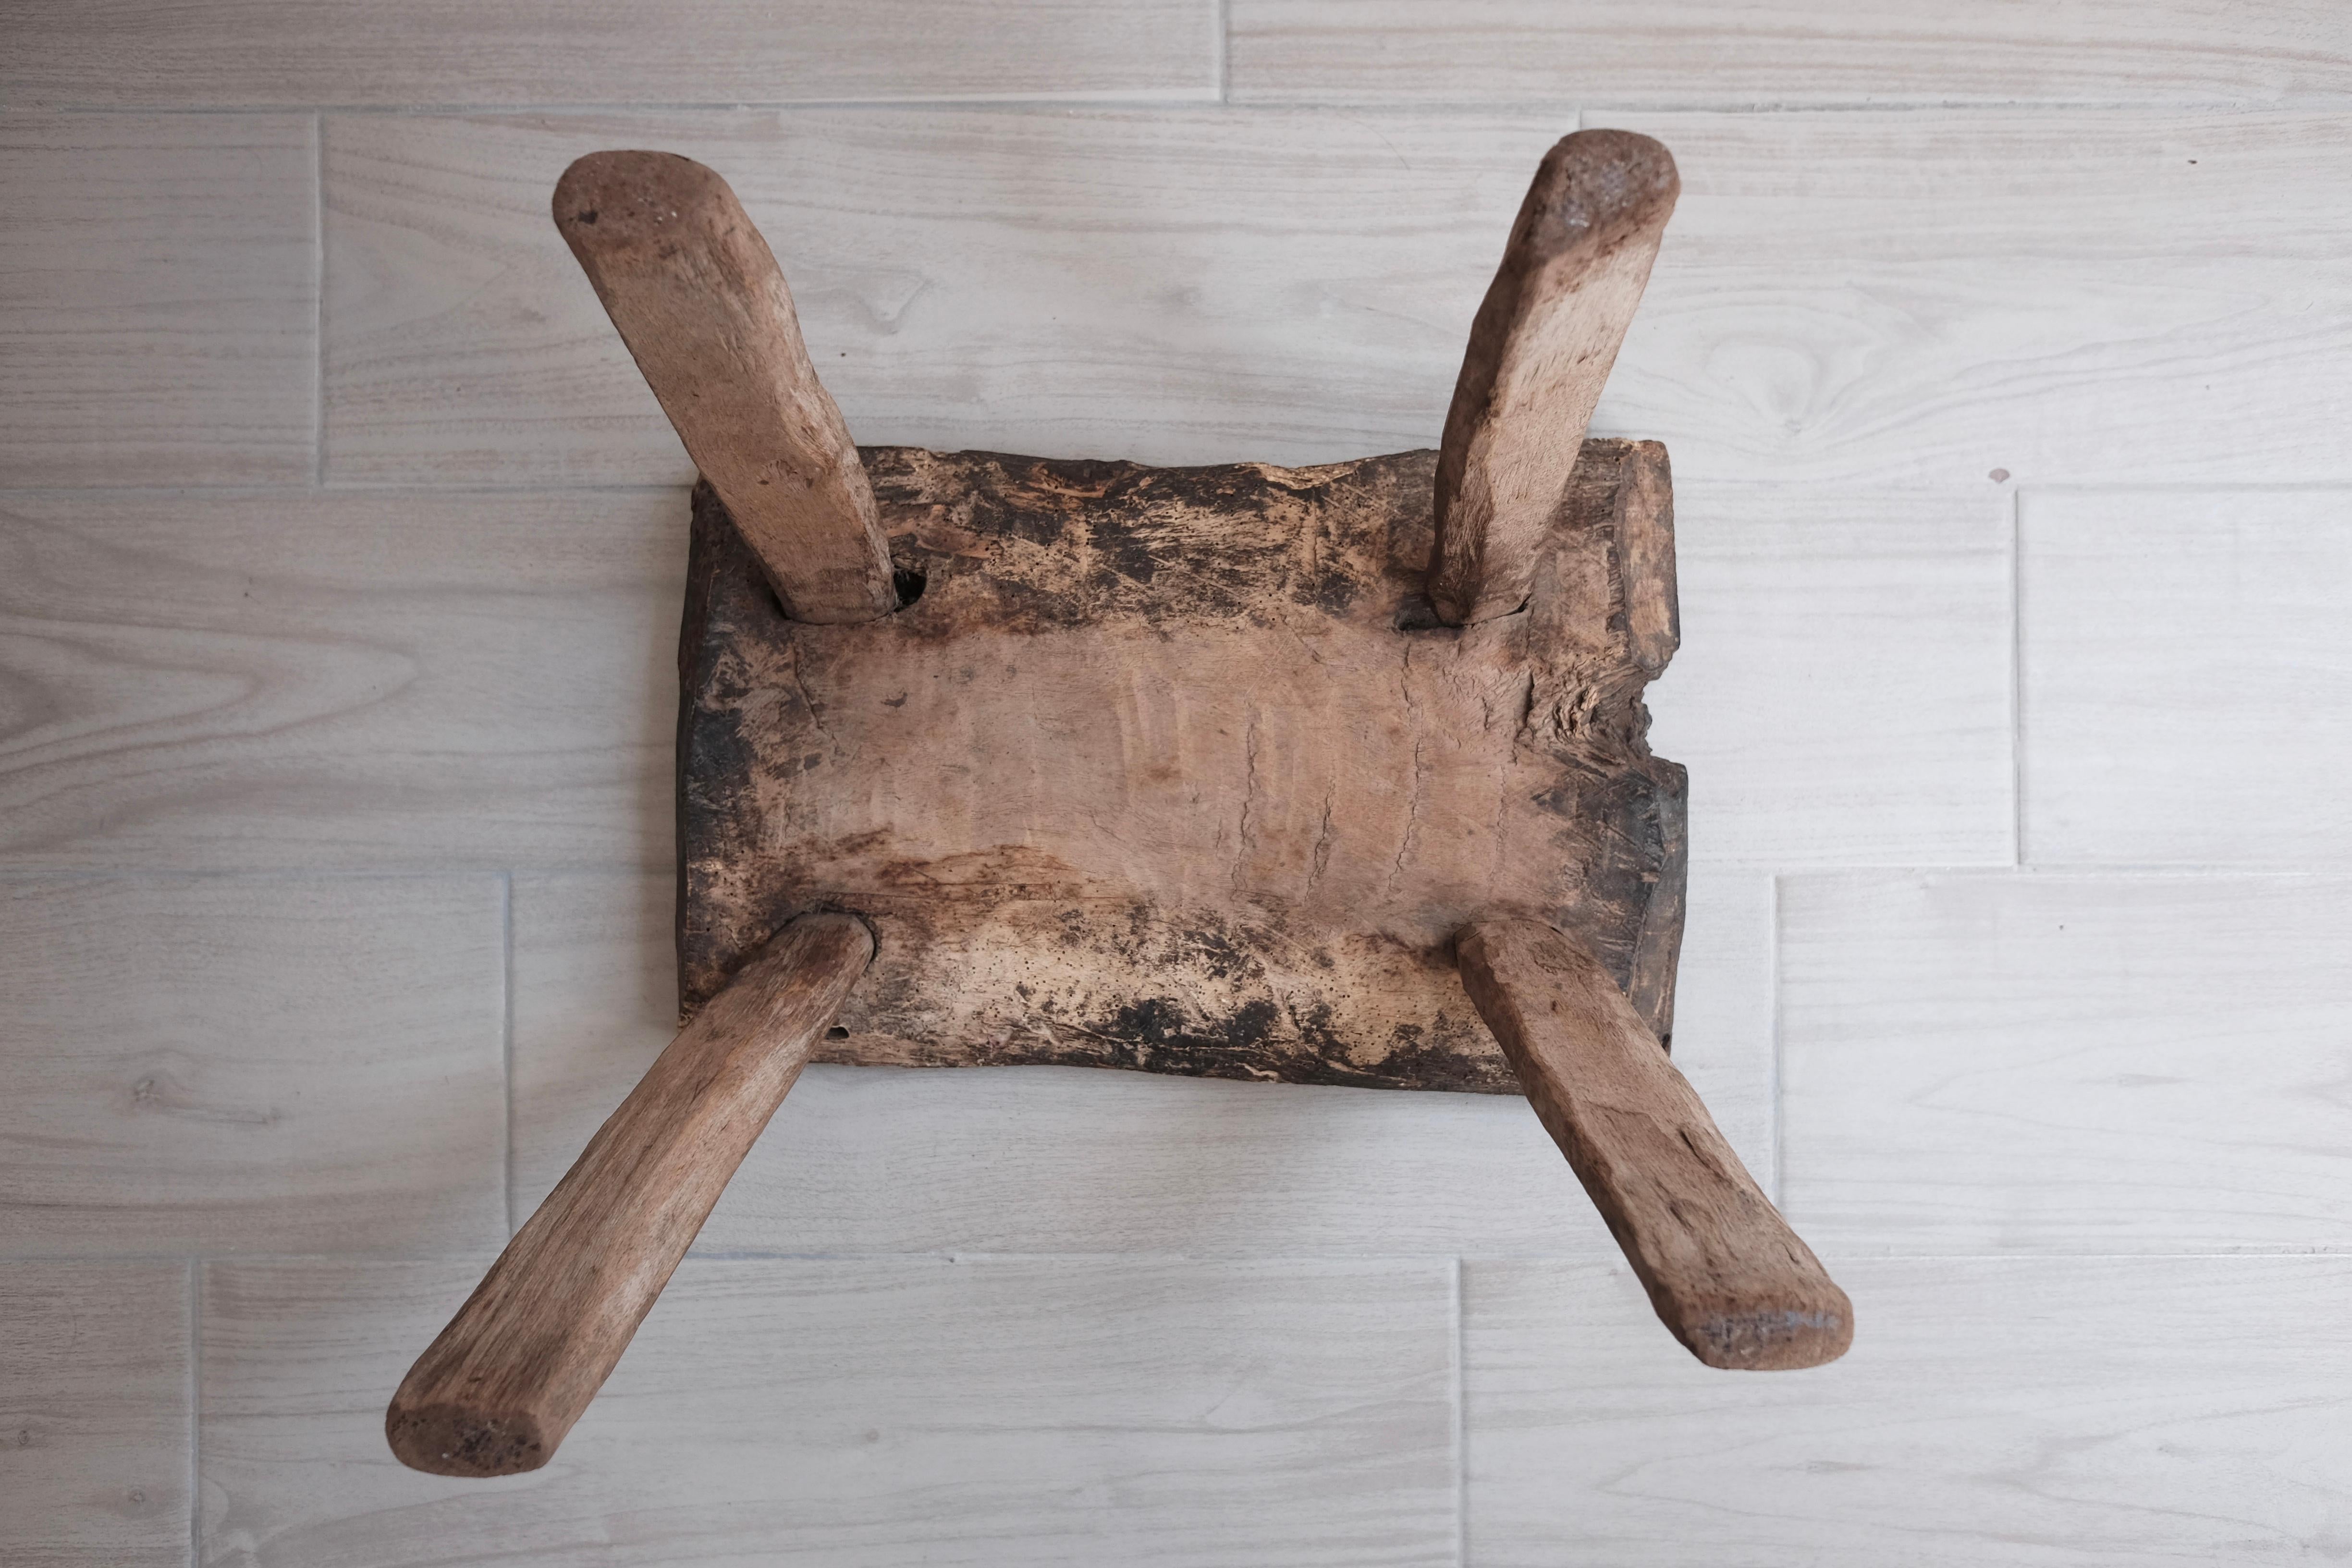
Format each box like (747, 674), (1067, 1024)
(677, 439), (1684, 1093)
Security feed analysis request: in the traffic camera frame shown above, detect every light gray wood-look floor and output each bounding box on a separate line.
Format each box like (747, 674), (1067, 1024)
(202, 1256), (1455, 1568)
(1466, 1256), (2352, 1566)
(2, 1262), (191, 1568)
(4, 2), (2351, 1563)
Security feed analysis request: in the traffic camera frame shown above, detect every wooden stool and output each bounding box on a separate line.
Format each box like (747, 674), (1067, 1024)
(386, 132), (1851, 1480)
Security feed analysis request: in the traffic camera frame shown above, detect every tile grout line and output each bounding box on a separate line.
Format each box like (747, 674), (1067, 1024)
(42, 90), (1233, 115)
(9, 478), (2352, 500)
(311, 111), (326, 491)
(502, 871), (516, 1238)
(185, 1257), (199, 1568)
(1450, 1254), (1466, 1568)
(32, 94), (2325, 113)
(2009, 484), (2026, 868)
(0, 861), (2336, 882)
(1768, 874), (1784, 1206)
(1215, 0), (1230, 101)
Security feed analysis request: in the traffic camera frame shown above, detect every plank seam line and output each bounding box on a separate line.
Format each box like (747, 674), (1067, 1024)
(501, 871), (516, 1239)
(1769, 873), (1785, 1205)
(2009, 485), (2026, 867)
(186, 1258), (199, 1568)
(1216, 0), (1231, 102)
(311, 111), (325, 491)
(39, 91), (1227, 115)
(25, 95), (2328, 114)
(1450, 1255), (1466, 1568)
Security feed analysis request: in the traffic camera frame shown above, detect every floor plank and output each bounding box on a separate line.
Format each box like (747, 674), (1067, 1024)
(0, 114), (316, 487)
(1646, 484), (2013, 868)
(4, 0), (1217, 109)
(0, 1261), (190, 1568)
(1585, 108), (2352, 486)
(1231, 1), (2352, 106)
(1779, 872), (2352, 1252)
(0, 875), (504, 1254)
(1465, 1254), (2352, 1567)
(0, 475), (1984, 875)
(321, 109), (1585, 482)
(2021, 487), (2352, 866)
(509, 870), (1774, 1256)
(0, 489), (682, 870)
(200, 1254), (1456, 1568)
(320, 108), (2352, 488)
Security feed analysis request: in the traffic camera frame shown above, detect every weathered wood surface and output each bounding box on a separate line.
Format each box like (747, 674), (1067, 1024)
(387, 913), (872, 1478)
(555, 151), (898, 624)
(679, 440), (1684, 1094)
(1431, 131), (1678, 626)
(1456, 917), (1850, 1371)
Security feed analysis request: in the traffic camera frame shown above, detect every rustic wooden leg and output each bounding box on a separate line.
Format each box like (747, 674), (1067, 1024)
(554, 150), (898, 624)
(1430, 131), (1679, 626)
(1456, 918), (1851, 1370)
(386, 913), (874, 1477)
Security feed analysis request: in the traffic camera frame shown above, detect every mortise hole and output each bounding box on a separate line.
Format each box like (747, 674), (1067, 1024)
(825, 1026), (850, 1040)
(760, 566), (926, 623)
(1391, 593), (1444, 632)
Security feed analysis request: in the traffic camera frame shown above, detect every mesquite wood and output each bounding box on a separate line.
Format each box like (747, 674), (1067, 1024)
(1458, 918), (1853, 1370)
(387, 914), (872, 1478)
(1431, 130), (1679, 627)
(555, 150), (898, 624)
(678, 438), (1686, 1093)
(389, 130), (1855, 1483)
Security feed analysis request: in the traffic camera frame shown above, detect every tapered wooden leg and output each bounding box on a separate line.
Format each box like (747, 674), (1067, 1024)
(1457, 918), (1851, 1370)
(554, 150), (899, 624)
(386, 912), (874, 1477)
(1431, 130), (1679, 627)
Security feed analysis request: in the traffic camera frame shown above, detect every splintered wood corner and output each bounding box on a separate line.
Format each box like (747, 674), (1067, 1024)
(677, 439), (1685, 1094)
(391, 134), (1850, 1482)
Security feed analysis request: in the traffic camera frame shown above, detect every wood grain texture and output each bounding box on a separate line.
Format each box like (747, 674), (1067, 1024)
(0, 1262), (190, 1568)
(1466, 1256), (2352, 1567)
(1231, 0), (2352, 106)
(214, 1256), (1456, 1567)
(1781, 873), (2352, 1252)
(680, 443), (1684, 1093)
(2021, 488), (2352, 866)
(0, 875), (504, 1255)
(320, 110), (1580, 481)
(1585, 108), (2352, 485)
(1644, 485), (2014, 867)
(554, 152), (898, 623)
(323, 108), (2352, 487)
(512, 870), (1773, 1257)
(0, 490), (681, 870)
(2, 0), (1218, 107)
(1457, 919), (1848, 1370)
(1432, 133), (1677, 625)
(0, 114), (315, 486)
(390, 913), (871, 1478)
